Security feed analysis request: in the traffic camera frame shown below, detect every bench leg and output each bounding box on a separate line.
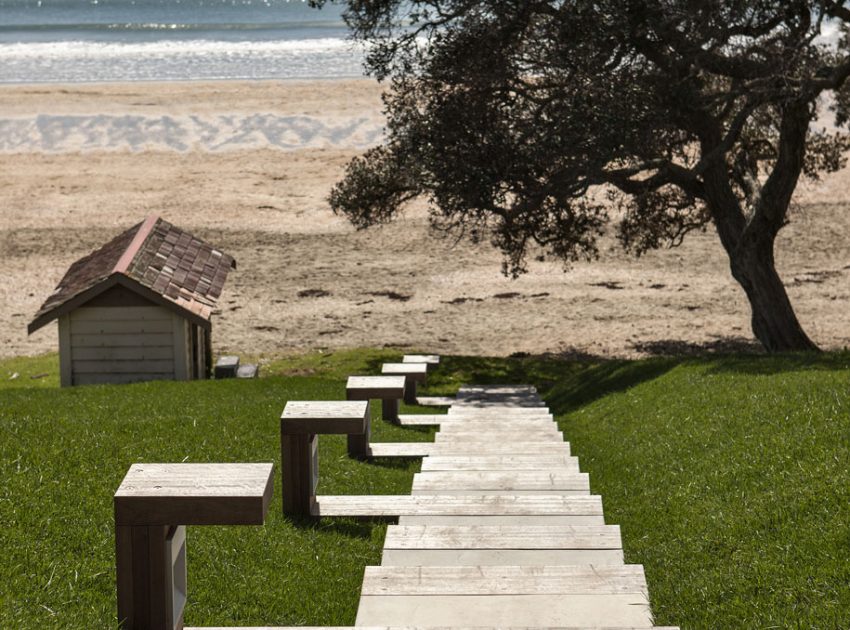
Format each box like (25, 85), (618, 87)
(116, 524), (183, 629)
(281, 433), (318, 516)
(382, 398), (400, 424)
(347, 410), (371, 459)
(403, 378), (418, 405)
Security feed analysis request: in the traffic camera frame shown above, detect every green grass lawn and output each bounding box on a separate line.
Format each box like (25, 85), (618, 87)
(2, 349), (849, 628)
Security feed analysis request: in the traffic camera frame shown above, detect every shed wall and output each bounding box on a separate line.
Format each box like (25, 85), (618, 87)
(68, 305), (177, 385)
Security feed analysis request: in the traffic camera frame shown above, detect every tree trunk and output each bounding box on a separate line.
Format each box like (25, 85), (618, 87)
(729, 233), (820, 353)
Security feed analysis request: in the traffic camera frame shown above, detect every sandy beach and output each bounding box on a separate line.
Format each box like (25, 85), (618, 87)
(2, 78), (849, 360)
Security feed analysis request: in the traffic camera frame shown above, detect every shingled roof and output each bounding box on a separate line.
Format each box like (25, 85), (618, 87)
(28, 215), (236, 334)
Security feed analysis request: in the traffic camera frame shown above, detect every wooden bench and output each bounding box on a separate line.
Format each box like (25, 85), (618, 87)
(346, 375), (405, 424)
(381, 363), (428, 404)
(280, 401), (370, 515)
(114, 463), (273, 630)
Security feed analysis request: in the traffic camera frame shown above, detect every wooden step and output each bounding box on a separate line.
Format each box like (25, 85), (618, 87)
(415, 396), (454, 406)
(433, 431), (562, 443)
(367, 442), (571, 458)
(398, 414), (445, 426)
(356, 565), (653, 627)
(421, 455), (580, 472)
(384, 523), (623, 547)
(412, 471), (590, 492)
(312, 494), (604, 518)
(361, 564), (647, 595)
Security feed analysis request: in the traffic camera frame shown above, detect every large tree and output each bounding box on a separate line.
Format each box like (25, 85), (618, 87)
(320, 0), (850, 352)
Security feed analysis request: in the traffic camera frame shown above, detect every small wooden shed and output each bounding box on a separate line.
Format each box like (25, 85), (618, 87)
(28, 215), (236, 387)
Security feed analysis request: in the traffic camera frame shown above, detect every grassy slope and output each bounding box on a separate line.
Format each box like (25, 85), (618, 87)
(2, 350), (849, 628)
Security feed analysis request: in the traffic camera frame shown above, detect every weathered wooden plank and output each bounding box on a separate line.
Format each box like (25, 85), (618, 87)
(433, 431), (562, 443)
(281, 401), (369, 435)
(210, 628), (676, 630)
(368, 443), (434, 458)
(411, 490), (589, 496)
(382, 363), (428, 378)
(355, 594), (652, 628)
(71, 346), (174, 361)
(397, 515), (607, 525)
(71, 333), (173, 348)
(421, 456), (579, 471)
(312, 495), (603, 517)
(457, 385), (538, 395)
(412, 471), (589, 491)
(380, 548), (625, 566)
(398, 414), (444, 426)
(75, 373), (174, 385)
(367, 441), (572, 458)
(114, 463), (274, 526)
(69, 318), (174, 334)
(72, 360), (175, 374)
(415, 396), (454, 406)
(72, 306), (172, 321)
(186, 627), (679, 630)
(58, 314), (73, 387)
(403, 354), (440, 364)
(384, 524), (621, 549)
(361, 565), (646, 595)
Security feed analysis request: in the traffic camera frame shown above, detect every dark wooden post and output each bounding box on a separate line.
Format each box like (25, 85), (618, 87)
(280, 433), (318, 516)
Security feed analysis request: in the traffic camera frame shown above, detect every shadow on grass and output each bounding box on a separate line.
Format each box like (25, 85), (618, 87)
(286, 515), (383, 538)
(365, 456), (418, 470)
(630, 336), (763, 356)
(703, 350), (850, 375)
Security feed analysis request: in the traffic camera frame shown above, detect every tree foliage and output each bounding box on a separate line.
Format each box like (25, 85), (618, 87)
(318, 0), (850, 351)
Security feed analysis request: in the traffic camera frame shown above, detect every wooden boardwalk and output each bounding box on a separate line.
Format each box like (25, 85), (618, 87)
(352, 385), (678, 629)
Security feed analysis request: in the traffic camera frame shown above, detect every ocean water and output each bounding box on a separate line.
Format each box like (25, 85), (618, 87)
(0, 0), (366, 83)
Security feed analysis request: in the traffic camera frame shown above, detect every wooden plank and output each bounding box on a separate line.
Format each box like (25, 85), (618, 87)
(312, 495), (603, 517)
(72, 305), (172, 321)
(75, 373), (174, 386)
(412, 471), (589, 491)
(383, 524), (622, 549)
(421, 456), (579, 471)
(368, 443), (435, 457)
(436, 425), (558, 433)
(355, 594), (652, 627)
(185, 627), (680, 630)
(367, 442), (572, 457)
(346, 376), (406, 399)
(457, 385), (538, 395)
(72, 346), (174, 361)
(380, 548), (625, 566)
(427, 442), (570, 455)
(415, 396), (454, 406)
(398, 414), (444, 426)
(114, 463), (274, 526)
(71, 333), (173, 348)
(58, 314), (72, 387)
(172, 314), (189, 381)
(433, 431), (562, 443)
(72, 360), (175, 374)
(361, 565), (646, 595)
(397, 515), (606, 525)
(281, 401), (368, 435)
(382, 363), (428, 378)
(69, 318), (173, 334)
(403, 354), (440, 364)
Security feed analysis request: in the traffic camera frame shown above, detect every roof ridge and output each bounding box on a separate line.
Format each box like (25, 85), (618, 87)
(113, 214), (160, 275)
